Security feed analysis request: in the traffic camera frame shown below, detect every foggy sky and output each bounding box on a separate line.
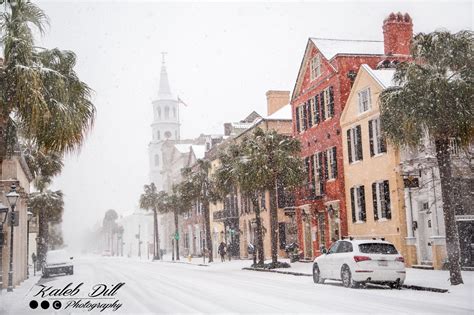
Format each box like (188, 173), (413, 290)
(35, 0), (472, 249)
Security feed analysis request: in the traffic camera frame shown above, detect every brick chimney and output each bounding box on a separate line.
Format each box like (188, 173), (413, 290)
(383, 12), (413, 56)
(266, 90), (290, 116)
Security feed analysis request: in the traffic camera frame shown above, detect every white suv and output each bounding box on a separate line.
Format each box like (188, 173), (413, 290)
(312, 239), (406, 289)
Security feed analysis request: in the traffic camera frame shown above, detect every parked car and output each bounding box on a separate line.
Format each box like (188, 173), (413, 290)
(312, 239), (406, 289)
(43, 249), (74, 277)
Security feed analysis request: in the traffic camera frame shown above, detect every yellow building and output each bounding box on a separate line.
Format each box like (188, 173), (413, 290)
(340, 64), (410, 263)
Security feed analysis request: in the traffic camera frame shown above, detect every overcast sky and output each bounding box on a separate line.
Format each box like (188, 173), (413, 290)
(36, 0), (472, 247)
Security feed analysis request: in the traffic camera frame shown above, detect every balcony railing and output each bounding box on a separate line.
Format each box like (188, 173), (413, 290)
(213, 209), (239, 222)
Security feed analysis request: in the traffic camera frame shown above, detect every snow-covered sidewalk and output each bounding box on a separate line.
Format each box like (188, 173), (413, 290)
(0, 273), (41, 315)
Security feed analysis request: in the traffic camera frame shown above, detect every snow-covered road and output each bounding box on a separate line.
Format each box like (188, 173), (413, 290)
(2, 256), (473, 314)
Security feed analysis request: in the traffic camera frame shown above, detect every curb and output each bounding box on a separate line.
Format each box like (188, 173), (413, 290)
(242, 267), (311, 277)
(242, 267), (448, 292)
(159, 260), (209, 267)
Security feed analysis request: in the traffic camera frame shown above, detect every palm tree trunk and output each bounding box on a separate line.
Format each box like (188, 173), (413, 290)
(252, 196), (265, 265)
(153, 208), (160, 260)
(269, 184), (279, 265)
(38, 207), (48, 268)
(435, 138), (463, 285)
(174, 210), (180, 260)
(203, 199), (213, 262)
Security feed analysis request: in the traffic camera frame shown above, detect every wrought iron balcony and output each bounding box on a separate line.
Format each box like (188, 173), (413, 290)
(212, 209), (239, 222)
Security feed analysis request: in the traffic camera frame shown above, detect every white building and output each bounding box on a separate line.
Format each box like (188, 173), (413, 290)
(118, 211), (153, 259)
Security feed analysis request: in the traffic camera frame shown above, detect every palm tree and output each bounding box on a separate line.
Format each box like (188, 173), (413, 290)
(139, 183), (167, 260)
(0, 0), (95, 165)
(23, 143), (64, 265)
(28, 189), (64, 264)
(215, 140), (266, 266)
(380, 30), (473, 285)
(243, 128), (304, 267)
(165, 186), (189, 261)
(180, 160), (216, 262)
(102, 209), (118, 254)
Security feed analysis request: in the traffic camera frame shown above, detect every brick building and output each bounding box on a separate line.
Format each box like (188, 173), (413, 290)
(290, 12), (413, 258)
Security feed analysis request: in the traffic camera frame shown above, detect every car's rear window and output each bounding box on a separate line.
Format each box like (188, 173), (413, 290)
(358, 243), (398, 254)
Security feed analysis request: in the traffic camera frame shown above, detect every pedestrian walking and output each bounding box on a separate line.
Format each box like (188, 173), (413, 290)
(218, 242), (226, 262)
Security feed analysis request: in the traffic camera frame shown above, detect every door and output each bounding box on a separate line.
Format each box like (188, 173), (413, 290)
(417, 209), (433, 264)
(322, 241), (340, 279)
(304, 221), (313, 259)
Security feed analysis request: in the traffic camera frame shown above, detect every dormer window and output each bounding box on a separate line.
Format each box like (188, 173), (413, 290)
(358, 87), (371, 113)
(310, 54), (322, 81)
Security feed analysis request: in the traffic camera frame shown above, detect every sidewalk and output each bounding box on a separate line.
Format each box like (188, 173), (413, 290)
(0, 273), (41, 315)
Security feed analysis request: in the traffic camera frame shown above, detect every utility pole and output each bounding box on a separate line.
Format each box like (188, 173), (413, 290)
(137, 224), (142, 258)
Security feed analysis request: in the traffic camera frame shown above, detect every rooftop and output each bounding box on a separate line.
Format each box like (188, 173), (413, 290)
(363, 64), (397, 88)
(310, 38), (384, 60)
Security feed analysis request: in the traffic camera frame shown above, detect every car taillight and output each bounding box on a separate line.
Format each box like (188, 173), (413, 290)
(354, 255), (371, 262)
(396, 256), (405, 263)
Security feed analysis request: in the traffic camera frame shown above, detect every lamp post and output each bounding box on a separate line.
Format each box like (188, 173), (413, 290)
(0, 204), (9, 293)
(6, 183), (20, 292)
(26, 211), (33, 278)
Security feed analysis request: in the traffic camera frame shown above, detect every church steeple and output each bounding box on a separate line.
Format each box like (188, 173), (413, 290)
(158, 52), (173, 99)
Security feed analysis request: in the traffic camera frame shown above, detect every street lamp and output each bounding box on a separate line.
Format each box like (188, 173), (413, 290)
(6, 184), (19, 292)
(26, 210), (33, 278)
(0, 203), (9, 293)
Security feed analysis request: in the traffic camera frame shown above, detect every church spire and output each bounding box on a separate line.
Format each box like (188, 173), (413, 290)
(158, 52), (172, 98)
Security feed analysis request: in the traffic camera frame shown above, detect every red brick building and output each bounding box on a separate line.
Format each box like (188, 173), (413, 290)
(291, 12), (413, 259)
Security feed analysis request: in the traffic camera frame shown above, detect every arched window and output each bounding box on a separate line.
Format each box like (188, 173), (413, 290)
(165, 106), (170, 119)
(157, 130), (160, 140)
(154, 154), (160, 166)
(157, 107), (161, 119)
(173, 107), (176, 118)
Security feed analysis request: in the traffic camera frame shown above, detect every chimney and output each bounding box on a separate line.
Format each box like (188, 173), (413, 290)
(383, 12), (413, 56)
(265, 90), (290, 116)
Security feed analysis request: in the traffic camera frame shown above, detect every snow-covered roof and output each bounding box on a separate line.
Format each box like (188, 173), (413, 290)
(363, 64), (397, 88)
(174, 144), (192, 154)
(310, 38), (384, 60)
(231, 122), (254, 129)
(191, 145), (206, 159)
(266, 104), (292, 120)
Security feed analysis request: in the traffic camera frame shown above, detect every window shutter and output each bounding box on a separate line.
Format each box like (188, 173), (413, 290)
(323, 150), (329, 180)
(350, 187), (356, 223)
(320, 91), (325, 120)
(295, 107), (300, 132)
(318, 152), (324, 194)
(356, 125), (363, 161)
(368, 120), (374, 156)
(329, 86), (335, 117)
(383, 180), (391, 219)
(314, 95), (320, 124)
(332, 147), (337, 178)
(310, 154), (315, 196)
(302, 105), (308, 131)
(307, 102), (313, 128)
(372, 182), (378, 221)
(347, 129), (353, 163)
(359, 186), (366, 222)
(379, 118), (387, 153)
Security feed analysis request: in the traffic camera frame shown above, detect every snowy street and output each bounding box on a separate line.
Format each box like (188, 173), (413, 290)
(1, 256), (473, 314)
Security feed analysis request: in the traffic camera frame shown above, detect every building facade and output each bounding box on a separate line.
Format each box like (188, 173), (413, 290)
(290, 12), (413, 258)
(341, 64), (409, 262)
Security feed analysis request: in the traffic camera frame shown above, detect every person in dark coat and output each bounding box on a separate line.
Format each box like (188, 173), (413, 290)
(218, 242), (226, 262)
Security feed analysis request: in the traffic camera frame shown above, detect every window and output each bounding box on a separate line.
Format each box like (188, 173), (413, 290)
(313, 153), (324, 196)
(326, 147), (337, 180)
(320, 87), (335, 120)
(157, 130), (160, 140)
(336, 241), (353, 253)
(347, 125), (363, 163)
(312, 95), (320, 125)
(165, 106), (170, 119)
(328, 242), (339, 254)
(318, 213), (326, 248)
(260, 192), (266, 210)
(157, 107), (161, 119)
(372, 180), (391, 220)
(350, 185), (366, 223)
(154, 154), (160, 167)
(358, 87), (371, 113)
(359, 243), (397, 254)
(449, 137), (460, 155)
(173, 107), (176, 118)
(310, 54), (322, 81)
(369, 118), (386, 156)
